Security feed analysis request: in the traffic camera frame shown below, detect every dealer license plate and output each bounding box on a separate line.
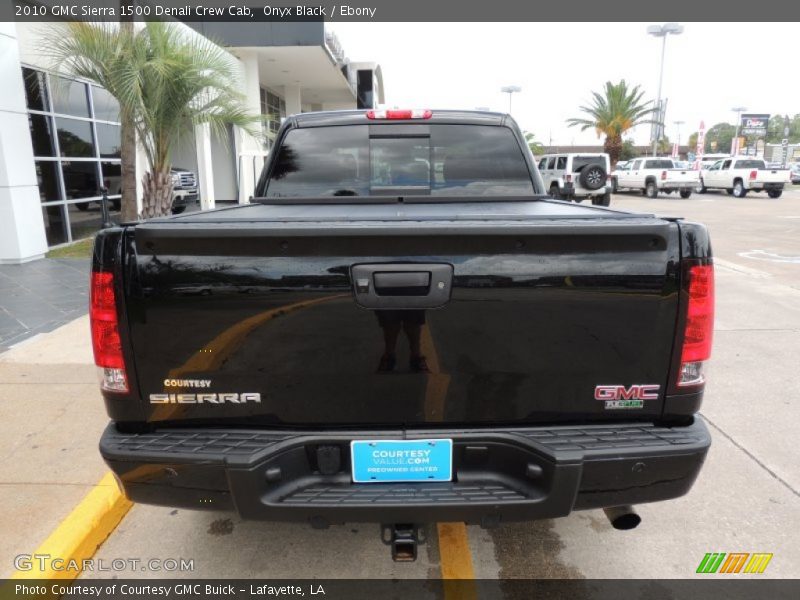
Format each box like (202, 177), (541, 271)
(350, 439), (453, 483)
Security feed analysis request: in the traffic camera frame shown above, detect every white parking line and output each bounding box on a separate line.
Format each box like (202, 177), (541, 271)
(714, 258), (772, 278)
(738, 250), (800, 264)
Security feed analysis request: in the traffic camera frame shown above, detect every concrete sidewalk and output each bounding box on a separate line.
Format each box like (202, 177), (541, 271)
(0, 258), (90, 351)
(0, 315), (109, 578)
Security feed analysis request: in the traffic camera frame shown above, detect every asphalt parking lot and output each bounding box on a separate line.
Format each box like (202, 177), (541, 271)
(65, 185), (798, 581)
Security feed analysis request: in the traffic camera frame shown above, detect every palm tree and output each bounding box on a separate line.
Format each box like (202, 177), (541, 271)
(567, 80), (659, 165)
(524, 131), (545, 156)
(48, 21), (258, 218)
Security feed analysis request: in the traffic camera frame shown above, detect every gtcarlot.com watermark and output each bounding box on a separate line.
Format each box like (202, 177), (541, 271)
(15, 553), (194, 573)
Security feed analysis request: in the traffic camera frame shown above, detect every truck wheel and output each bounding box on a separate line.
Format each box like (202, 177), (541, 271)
(592, 193), (611, 206)
(726, 189), (734, 195)
(611, 177), (618, 193)
(549, 184), (561, 200)
(767, 189), (783, 199)
(679, 189), (692, 199)
(645, 181), (658, 198)
(171, 206), (186, 214)
(695, 180), (706, 194)
(732, 180), (747, 198)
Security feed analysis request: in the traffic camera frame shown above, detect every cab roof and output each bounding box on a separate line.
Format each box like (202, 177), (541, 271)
(290, 109), (510, 128)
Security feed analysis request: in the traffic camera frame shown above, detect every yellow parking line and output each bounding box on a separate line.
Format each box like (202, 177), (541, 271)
(11, 472), (131, 580)
(437, 522), (476, 579)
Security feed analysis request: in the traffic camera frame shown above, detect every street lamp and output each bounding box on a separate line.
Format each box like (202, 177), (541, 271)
(674, 120), (685, 156)
(500, 86), (521, 114)
(731, 106), (747, 155)
(647, 23), (684, 156)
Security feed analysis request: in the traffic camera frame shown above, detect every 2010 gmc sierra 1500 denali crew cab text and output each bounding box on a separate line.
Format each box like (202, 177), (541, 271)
(92, 110), (713, 560)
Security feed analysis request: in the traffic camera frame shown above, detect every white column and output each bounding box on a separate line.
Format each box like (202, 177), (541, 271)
(235, 50), (264, 204)
(195, 123), (215, 210)
(0, 22), (48, 263)
(135, 140), (147, 217)
(284, 84), (302, 117)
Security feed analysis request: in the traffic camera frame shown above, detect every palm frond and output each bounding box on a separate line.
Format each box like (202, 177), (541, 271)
(46, 21), (259, 173)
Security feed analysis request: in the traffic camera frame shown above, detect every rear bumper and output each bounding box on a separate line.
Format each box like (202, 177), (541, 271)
(100, 418), (710, 526)
(172, 189), (199, 205)
(660, 183), (696, 191)
(752, 182), (784, 191)
(559, 183), (611, 198)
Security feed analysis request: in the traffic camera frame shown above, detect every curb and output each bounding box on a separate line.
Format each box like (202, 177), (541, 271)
(11, 472), (132, 581)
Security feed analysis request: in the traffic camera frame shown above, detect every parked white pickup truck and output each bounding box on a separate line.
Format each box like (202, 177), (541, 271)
(696, 157), (789, 198)
(611, 158), (699, 198)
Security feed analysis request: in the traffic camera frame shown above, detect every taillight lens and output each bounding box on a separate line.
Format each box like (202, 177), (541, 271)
(366, 109), (432, 120)
(749, 170), (757, 180)
(90, 271), (128, 392)
(661, 170), (667, 180)
(678, 263), (714, 386)
(564, 174), (572, 183)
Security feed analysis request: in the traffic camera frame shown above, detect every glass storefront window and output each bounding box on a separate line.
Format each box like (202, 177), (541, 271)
(91, 85), (120, 121)
(62, 161), (100, 200)
(51, 75), (90, 118)
(35, 162), (61, 202)
(96, 123), (121, 158)
(56, 118), (95, 157)
(41, 205), (68, 246)
(67, 201), (119, 242)
(29, 114), (56, 157)
(24, 67), (123, 246)
(100, 162), (122, 194)
(22, 67), (49, 112)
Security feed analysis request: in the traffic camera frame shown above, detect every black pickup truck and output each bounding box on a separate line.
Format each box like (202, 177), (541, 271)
(92, 110), (713, 557)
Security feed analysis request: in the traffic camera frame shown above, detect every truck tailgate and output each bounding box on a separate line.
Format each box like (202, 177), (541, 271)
(665, 169), (699, 184)
(123, 202), (681, 428)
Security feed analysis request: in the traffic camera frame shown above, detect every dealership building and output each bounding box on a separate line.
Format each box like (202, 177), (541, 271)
(0, 20), (384, 263)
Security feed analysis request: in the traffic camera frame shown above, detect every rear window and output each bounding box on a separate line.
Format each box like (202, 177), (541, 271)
(644, 159), (674, 169)
(734, 160), (765, 169)
(264, 124), (535, 197)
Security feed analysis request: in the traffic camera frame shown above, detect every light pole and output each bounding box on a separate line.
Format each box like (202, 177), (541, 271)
(731, 106), (747, 155)
(500, 86), (521, 114)
(674, 120), (684, 156)
(647, 23), (684, 156)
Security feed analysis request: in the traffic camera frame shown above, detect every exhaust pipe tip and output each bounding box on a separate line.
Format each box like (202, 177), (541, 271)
(603, 506), (641, 530)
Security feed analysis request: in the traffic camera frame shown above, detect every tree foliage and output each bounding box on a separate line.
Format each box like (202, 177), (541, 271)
(618, 139), (638, 161)
(567, 80), (659, 164)
(47, 21), (259, 218)
(524, 131), (545, 155)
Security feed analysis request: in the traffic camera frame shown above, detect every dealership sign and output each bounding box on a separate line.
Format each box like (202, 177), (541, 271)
(740, 114), (770, 137)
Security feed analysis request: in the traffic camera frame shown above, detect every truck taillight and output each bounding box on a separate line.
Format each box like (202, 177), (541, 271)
(90, 271), (128, 392)
(564, 174), (572, 183)
(366, 109), (432, 120)
(749, 170), (757, 180)
(661, 170), (667, 180)
(678, 263), (714, 387)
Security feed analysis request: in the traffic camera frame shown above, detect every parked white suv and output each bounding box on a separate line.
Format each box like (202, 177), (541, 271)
(538, 153), (612, 206)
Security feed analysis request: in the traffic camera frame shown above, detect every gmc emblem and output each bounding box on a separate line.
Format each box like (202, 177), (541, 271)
(594, 384), (660, 401)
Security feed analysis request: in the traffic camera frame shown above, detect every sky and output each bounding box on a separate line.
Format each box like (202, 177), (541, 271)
(329, 22), (798, 147)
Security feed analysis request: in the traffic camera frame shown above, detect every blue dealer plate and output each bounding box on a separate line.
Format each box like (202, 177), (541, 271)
(351, 439), (453, 483)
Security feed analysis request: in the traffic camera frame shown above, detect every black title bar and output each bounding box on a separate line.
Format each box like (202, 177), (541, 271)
(5, 0), (800, 22)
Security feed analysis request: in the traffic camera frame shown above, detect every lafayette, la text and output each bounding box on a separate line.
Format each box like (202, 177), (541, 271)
(17, 583), (325, 597)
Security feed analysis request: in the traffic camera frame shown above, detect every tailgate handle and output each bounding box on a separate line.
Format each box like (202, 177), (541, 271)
(351, 264), (453, 309)
(373, 272), (430, 296)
